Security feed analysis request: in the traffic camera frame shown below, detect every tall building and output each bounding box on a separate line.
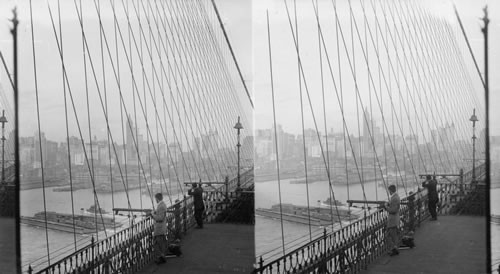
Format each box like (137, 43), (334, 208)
(126, 115), (138, 162)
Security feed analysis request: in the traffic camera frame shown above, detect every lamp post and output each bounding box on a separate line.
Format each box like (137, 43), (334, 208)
(0, 110), (7, 183)
(469, 109), (478, 183)
(234, 116), (243, 189)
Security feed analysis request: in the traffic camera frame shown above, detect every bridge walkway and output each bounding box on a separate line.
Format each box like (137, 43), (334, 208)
(363, 215), (487, 274)
(139, 223), (254, 273)
(0, 217), (16, 274)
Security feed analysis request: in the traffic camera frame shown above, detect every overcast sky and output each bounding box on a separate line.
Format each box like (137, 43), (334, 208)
(0, 0), (498, 139)
(0, 0), (253, 143)
(251, 0), (499, 138)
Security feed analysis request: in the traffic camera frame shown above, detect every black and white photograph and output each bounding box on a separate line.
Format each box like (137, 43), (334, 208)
(0, 0), (499, 273)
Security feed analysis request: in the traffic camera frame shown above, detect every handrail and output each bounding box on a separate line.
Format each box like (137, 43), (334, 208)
(254, 164), (486, 273)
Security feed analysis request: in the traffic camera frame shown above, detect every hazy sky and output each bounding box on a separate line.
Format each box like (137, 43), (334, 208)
(0, 0), (498, 139)
(251, 0), (499, 138)
(0, 0), (253, 143)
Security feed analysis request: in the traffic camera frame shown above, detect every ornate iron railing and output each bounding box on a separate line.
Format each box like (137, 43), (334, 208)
(254, 164), (485, 273)
(30, 168), (254, 273)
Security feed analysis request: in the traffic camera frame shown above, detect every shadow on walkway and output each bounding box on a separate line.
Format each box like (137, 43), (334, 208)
(140, 223), (254, 273)
(363, 215), (487, 274)
(0, 217), (16, 274)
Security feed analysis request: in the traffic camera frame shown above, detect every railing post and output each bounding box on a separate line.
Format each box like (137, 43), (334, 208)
(416, 191), (422, 226)
(319, 227), (328, 273)
(174, 199), (182, 239)
(103, 259), (110, 274)
(408, 192), (415, 231)
(225, 176), (229, 203)
(183, 197), (187, 234)
(90, 235), (95, 274)
(459, 168), (464, 195)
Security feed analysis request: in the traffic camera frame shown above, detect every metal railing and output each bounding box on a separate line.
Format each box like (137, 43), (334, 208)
(253, 164), (485, 273)
(30, 168), (254, 273)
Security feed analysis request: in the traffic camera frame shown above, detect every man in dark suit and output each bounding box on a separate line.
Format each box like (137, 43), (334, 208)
(383, 184), (400, 256)
(188, 183), (205, 228)
(422, 175), (439, 220)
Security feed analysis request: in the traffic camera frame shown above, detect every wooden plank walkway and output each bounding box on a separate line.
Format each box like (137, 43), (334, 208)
(363, 215), (487, 274)
(0, 217), (16, 274)
(139, 223), (254, 273)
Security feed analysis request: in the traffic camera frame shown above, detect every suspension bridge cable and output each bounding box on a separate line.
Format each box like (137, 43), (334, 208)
(357, 0), (429, 179)
(413, 6), (475, 164)
(329, 0), (391, 201)
(47, 0), (109, 239)
(97, 0), (117, 234)
(285, 0), (356, 235)
(104, 0), (189, 198)
(191, 0), (253, 166)
(365, 0), (378, 201)
(98, 0), (182, 203)
(267, 10), (286, 257)
(333, 0), (351, 208)
(0, 52), (14, 90)
(384, 1), (449, 175)
(146, 0), (222, 180)
(315, 0), (336, 231)
(72, 0), (101, 239)
(115, 0), (206, 187)
(405, 3), (467, 168)
(185, 1), (245, 169)
(395, 1), (460, 173)
(174, 0), (232, 179)
(453, 6), (485, 89)
(291, 0), (313, 242)
(375, 0), (438, 177)
(338, 0), (411, 197)
(209, 0), (253, 109)
(72, 0), (144, 212)
(193, 0), (253, 162)
(115, 0), (131, 215)
(30, 0), (51, 265)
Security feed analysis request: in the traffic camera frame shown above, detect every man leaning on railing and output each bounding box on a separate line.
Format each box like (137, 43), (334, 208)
(188, 183), (205, 228)
(147, 193), (168, 264)
(422, 175), (439, 221)
(382, 185), (401, 256)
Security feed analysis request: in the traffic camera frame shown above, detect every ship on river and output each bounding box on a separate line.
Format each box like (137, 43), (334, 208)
(256, 199), (358, 226)
(21, 210), (122, 234)
(289, 171), (380, 185)
(86, 204), (108, 215)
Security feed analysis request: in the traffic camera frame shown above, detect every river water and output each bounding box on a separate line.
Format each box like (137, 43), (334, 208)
(21, 186), (186, 271)
(256, 178), (500, 270)
(255, 178), (418, 262)
(21, 180), (499, 270)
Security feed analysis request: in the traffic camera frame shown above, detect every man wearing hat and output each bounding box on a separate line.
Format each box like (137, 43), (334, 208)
(188, 183), (205, 228)
(422, 175), (438, 220)
(149, 193), (167, 264)
(383, 185), (400, 256)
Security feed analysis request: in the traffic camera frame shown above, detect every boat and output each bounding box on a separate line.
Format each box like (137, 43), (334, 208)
(289, 175), (328, 184)
(256, 203), (358, 226)
(86, 204), (108, 214)
(52, 185), (88, 192)
(20, 211), (122, 234)
(321, 197), (345, 207)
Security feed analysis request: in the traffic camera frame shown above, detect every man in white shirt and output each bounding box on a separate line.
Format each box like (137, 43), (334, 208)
(384, 185), (400, 256)
(150, 193), (167, 264)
